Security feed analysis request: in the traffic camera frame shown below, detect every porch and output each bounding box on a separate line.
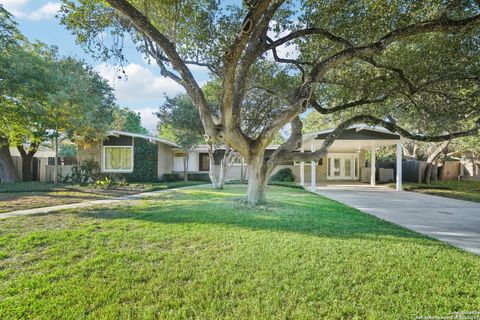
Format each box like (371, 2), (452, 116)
(296, 125), (404, 192)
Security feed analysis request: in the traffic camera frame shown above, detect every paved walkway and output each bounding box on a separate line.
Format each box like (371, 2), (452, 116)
(314, 183), (480, 255)
(0, 185), (207, 220)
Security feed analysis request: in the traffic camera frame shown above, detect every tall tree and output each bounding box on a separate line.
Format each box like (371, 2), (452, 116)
(60, 0), (480, 204)
(157, 94), (204, 181)
(0, 5), (24, 182)
(113, 107), (149, 135)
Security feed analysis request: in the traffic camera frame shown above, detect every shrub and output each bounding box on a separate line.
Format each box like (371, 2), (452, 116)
(163, 173), (181, 182)
(119, 138), (158, 182)
(187, 173), (210, 182)
(70, 160), (101, 184)
(269, 168), (295, 182)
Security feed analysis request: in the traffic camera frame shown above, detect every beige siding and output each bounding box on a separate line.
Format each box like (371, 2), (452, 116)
(157, 143), (174, 179)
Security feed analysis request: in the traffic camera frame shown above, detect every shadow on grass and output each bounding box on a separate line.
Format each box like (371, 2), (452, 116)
(52, 186), (448, 249)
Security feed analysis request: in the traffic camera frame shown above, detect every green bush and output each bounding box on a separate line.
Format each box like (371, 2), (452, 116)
(70, 159), (101, 184)
(118, 138), (158, 182)
(187, 173), (210, 182)
(269, 168), (296, 182)
(163, 173), (181, 182)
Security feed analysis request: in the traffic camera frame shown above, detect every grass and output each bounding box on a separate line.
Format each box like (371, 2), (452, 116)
(390, 180), (480, 203)
(0, 181), (206, 213)
(0, 185), (479, 319)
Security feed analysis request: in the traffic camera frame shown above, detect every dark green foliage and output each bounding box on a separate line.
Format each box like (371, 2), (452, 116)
(162, 173), (181, 182)
(269, 168), (296, 183)
(187, 173), (210, 182)
(119, 138), (158, 182)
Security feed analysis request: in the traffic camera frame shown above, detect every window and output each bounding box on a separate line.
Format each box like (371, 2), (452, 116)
(175, 152), (186, 158)
(103, 146), (133, 172)
(199, 153), (209, 171)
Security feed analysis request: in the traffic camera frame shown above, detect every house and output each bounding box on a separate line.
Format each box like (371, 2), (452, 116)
(77, 126), (405, 190)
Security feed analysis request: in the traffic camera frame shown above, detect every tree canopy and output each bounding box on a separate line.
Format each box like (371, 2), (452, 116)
(59, 0), (480, 203)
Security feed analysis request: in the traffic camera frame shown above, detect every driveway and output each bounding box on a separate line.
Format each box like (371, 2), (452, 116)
(314, 183), (480, 255)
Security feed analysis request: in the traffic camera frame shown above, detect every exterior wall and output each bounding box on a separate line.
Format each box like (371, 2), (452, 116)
(77, 143), (102, 163)
(157, 143), (174, 179)
(173, 150), (205, 173)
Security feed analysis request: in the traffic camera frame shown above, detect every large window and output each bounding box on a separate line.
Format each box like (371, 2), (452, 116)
(103, 146), (133, 172)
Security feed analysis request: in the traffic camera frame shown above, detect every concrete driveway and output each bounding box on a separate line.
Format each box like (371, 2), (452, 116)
(314, 183), (480, 255)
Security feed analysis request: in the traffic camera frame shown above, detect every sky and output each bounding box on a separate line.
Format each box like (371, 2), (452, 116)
(0, 0), (212, 133)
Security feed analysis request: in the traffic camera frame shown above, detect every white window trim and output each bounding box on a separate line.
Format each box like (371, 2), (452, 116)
(102, 142), (134, 173)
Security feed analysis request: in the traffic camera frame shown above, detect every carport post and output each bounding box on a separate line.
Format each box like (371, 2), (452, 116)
(370, 146), (376, 186)
(396, 143), (403, 191)
(300, 147), (305, 187)
(311, 144), (316, 191)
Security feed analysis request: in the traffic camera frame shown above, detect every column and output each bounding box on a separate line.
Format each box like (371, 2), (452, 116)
(396, 143), (403, 191)
(311, 144), (316, 191)
(300, 146), (305, 187)
(371, 146), (376, 187)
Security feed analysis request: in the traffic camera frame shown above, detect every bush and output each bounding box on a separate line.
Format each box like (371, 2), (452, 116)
(269, 168), (296, 182)
(70, 160), (101, 184)
(163, 173), (181, 182)
(187, 173), (210, 182)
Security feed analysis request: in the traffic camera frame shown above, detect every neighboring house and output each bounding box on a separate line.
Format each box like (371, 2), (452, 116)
(77, 126), (404, 189)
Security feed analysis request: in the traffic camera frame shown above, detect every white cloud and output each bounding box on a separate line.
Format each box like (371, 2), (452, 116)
(25, 2), (60, 21)
(135, 107), (159, 134)
(95, 63), (184, 103)
(0, 0), (28, 13)
(0, 1), (61, 21)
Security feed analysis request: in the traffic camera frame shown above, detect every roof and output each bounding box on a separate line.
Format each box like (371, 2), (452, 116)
(107, 130), (178, 147)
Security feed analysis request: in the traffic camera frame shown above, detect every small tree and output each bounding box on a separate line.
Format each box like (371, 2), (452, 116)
(157, 94), (204, 181)
(113, 107), (149, 135)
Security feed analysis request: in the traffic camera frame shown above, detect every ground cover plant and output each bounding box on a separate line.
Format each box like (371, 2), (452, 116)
(0, 181), (205, 213)
(391, 180), (480, 203)
(0, 185), (479, 319)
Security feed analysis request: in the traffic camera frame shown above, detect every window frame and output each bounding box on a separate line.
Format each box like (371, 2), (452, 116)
(199, 153), (210, 172)
(102, 144), (134, 173)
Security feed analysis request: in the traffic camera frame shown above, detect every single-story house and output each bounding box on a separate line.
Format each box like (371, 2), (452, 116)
(77, 125), (405, 190)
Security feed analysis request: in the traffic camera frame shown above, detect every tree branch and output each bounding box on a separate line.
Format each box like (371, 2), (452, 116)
(275, 115), (480, 163)
(310, 93), (387, 114)
(105, 0), (218, 138)
(264, 27), (353, 52)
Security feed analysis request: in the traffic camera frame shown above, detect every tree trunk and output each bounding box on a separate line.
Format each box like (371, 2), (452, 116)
(246, 153), (272, 205)
(183, 153), (189, 181)
(0, 138), (17, 183)
(240, 157), (246, 183)
(423, 141), (449, 184)
(54, 133), (59, 184)
(21, 153), (34, 182)
(208, 144), (237, 189)
(17, 144), (38, 182)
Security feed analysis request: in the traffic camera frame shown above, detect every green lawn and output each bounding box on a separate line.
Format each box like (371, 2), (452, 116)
(0, 185), (479, 319)
(392, 180), (480, 203)
(0, 181), (206, 213)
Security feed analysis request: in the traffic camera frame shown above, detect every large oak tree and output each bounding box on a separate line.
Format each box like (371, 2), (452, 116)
(60, 0), (480, 204)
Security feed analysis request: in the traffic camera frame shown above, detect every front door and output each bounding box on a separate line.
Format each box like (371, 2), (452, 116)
(328, 153), (359, 180)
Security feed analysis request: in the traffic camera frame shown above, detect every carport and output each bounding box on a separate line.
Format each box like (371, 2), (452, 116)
(297, 125), (404, 191)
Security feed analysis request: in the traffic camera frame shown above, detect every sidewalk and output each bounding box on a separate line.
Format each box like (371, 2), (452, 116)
(0, 184), (206, 219)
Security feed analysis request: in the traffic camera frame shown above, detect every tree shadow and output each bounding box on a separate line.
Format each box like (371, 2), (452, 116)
(60, 188), (453, 250)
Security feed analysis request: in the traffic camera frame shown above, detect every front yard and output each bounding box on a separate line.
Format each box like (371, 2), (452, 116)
(0, 181), (205, 213)
(0, 185), (479, 319)
(394, 180), (480, 203)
